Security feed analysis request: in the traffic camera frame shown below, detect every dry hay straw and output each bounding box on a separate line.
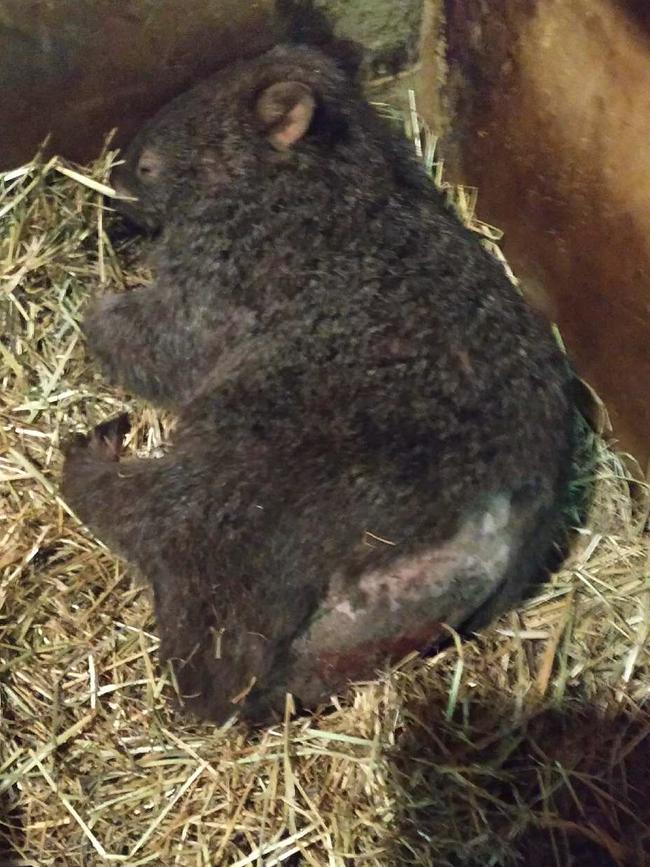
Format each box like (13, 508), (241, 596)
(1, 122), (649, 867)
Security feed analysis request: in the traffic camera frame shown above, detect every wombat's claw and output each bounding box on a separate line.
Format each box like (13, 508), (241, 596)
(92, 412), (132, 461)
(63, 413), (131, 463)
(94, 412), (131, 444)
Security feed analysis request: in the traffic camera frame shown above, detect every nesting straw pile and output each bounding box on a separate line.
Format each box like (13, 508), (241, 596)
(1, 114), (649, 866)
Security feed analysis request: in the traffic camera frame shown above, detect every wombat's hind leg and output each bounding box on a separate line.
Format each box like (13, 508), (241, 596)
(60, 412), (169, 557)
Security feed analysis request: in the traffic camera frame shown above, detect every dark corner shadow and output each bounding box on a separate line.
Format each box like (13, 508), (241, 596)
(614, 0), (650, 38)
(0, 787), (25, 866)
(382, 413), (641, 866)
(384, 694), (650, 867)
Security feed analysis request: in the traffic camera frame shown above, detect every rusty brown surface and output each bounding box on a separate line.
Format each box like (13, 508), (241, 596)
(0, 0), (428, 171)
(442, 0), (650, 469)
(0, 0), (278, 169)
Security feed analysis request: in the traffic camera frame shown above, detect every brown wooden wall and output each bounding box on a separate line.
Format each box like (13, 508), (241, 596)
(441, 0), (650, 470)
(0, 0), (278, 169)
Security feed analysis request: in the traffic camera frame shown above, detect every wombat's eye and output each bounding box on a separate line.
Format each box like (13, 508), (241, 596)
(136, 148), (163, 184)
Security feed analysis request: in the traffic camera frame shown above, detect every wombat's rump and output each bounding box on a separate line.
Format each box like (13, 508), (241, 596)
(62, 43), (576, 725)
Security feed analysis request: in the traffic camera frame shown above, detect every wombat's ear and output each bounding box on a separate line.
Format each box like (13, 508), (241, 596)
(256, 82), (316, 150)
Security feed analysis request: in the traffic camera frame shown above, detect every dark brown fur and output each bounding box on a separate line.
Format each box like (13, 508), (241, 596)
(61, 44), (576, 725)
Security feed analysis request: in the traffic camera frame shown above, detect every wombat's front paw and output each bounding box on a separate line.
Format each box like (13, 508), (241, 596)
(63, 413), (131, 463)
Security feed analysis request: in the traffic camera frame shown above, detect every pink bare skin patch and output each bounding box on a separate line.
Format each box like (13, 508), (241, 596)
(287, 495), (515, 704)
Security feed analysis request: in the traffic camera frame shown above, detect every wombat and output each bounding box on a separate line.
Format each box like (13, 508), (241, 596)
(62, 43), (576, 725)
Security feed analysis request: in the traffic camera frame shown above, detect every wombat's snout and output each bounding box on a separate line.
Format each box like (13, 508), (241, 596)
(109, 167), (137, 212)
(109, 173), (158, 233)
(111, 176), (132, 200)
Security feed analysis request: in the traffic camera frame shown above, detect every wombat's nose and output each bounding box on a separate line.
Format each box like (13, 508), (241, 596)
(109, 163), (134, 200)
(111, 177), (134, 201)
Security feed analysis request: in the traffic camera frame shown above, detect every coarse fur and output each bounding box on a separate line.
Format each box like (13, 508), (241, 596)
(62, 44), (576, 725)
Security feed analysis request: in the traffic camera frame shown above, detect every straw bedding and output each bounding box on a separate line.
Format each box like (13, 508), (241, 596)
(1, 124), (649, 866)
